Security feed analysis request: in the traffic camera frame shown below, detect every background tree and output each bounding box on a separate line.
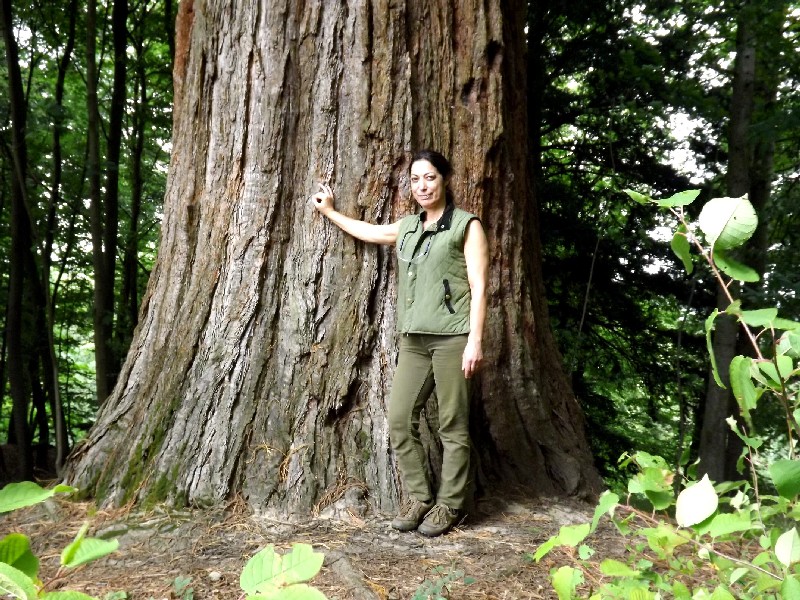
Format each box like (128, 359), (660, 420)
(529, 0), (712, 484)
(529, 0), (800, 486)
(0, 0), (171, 481)
(64, 0), (602, 513)
(681, 0), (795, 480)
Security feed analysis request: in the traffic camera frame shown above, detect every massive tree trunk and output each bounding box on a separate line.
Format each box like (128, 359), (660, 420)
(66, 0), (601, 515)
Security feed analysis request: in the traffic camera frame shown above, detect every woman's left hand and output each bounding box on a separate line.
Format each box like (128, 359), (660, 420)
(462, 338), (483, 379)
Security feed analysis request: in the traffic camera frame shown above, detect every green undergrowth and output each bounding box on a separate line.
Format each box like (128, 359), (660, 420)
(533, 191), (800, 599)
(0, 482), (331, 599)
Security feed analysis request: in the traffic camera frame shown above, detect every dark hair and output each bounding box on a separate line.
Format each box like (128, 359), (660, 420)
(410, 149), (453, 181)
(410, 149), (454, 203)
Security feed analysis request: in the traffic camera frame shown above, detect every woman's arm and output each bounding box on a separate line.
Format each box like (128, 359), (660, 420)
(462, 219), (489, 378)
(310, 183), (399, 245)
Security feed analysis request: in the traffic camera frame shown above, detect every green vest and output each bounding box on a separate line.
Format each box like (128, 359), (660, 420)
(396, 203), (478, 335)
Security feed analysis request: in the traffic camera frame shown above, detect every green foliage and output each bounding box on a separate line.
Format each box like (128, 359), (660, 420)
(0, 0), (171, 454)
(172, 576), (194, 600)
(0, 482), (120, 599)
(534, 192), (800, 598)
(411, 564), (475, 600)
(239, 544), (327, 600)
(0, 482), (77, 514)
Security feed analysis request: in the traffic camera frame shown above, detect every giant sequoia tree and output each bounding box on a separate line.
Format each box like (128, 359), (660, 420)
(65, 0), (601, 514)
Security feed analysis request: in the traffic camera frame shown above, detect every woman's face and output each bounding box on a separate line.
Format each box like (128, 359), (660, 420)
(410, 160), (446, 211)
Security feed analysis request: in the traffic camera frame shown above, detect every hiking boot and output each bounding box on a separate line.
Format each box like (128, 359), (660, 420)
(417, 503), (461, 537)
(391, 497), (434, 531)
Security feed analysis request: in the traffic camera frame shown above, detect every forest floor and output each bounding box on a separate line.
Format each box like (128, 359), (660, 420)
(2, 493), (626, 600)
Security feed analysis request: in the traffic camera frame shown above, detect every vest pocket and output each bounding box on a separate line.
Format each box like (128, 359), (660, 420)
(443, 279), (456, 314)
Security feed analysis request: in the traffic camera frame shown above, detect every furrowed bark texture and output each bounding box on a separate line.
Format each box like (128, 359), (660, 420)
(66, 0), (600, 515)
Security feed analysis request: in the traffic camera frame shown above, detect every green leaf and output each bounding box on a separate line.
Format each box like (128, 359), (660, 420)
(675, 475), (718, 527)
(277, 544), (325, 586)
(557, 523), (591, 547)
(0, 482), (76, 514)
(599, 559), (639, 577)
(769, 460), (800, 499)
(707, 512), (756, 538)
(713, 249), (759, 282)
(782, 574), (800, 600)
(756, 361), (783, 390)
(590, 491), (619, 533)
(725, 417), (763, 449)
(61, 534), (119, 569)
(60, 523), (89, 566)
(578, 545), (594, 560)
(241, 546), (283, 595)
(624, 189), (651, 205)
(643, 490), (673, 511)
(551, 565), (583, 600)
(777, 331), (800, 357)
(705, 310), (725, 389)
(774, 319), (800, 332)
(672, 581), (692, 599)
(729, 356), (759, 425)
(670, 225), (693, 275)
(41, 592), (100, 599)
(272, 584), (328, 600)
(532, 536), (558, 562)
(698, 196), (758, 250)
(775, 528), (800, 567)
(0, 561), (39, 600)
(629, 466), (672, 495)
(641, 524), (689, 556)
(629, 451), (670, 470)
(776, 355), (794, 379)
(729, 567), (749, 585)
(0, 534), (39, 579)
(241, 544), (324, 595)
(628, 588), (655, 600)
(739, 308), (779, 327)
(709, 586), (736, 600)
(657, 189), (701, 207)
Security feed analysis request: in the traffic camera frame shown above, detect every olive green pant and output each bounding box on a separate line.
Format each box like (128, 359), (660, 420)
(388, 334), (472, 509)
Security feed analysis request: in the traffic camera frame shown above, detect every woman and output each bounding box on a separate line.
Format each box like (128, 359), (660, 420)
(310, 150), (488, 537)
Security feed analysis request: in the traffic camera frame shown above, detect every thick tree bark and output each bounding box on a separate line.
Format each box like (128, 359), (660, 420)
(66, 0), (600, 514)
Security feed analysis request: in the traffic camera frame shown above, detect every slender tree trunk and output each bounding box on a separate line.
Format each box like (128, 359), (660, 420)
(0, 167), (7, 436)
(43, 0), (79, 472)
(85, 0), (114, 404)
(102, 0), (129, 383)
(698, 2), (783, 481)
(1, 0), (33, 479)
(66, 0), (600, 514)
(117, 34), (147, 354)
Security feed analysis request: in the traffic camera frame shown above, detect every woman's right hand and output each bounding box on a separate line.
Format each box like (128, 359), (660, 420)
(310, 183), (335, 215)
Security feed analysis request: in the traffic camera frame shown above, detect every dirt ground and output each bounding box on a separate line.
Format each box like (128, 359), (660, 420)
(2, 494), (620, 600)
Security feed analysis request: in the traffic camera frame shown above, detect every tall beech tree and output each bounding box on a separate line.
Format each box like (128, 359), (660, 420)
(65, 0), (601, 513)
